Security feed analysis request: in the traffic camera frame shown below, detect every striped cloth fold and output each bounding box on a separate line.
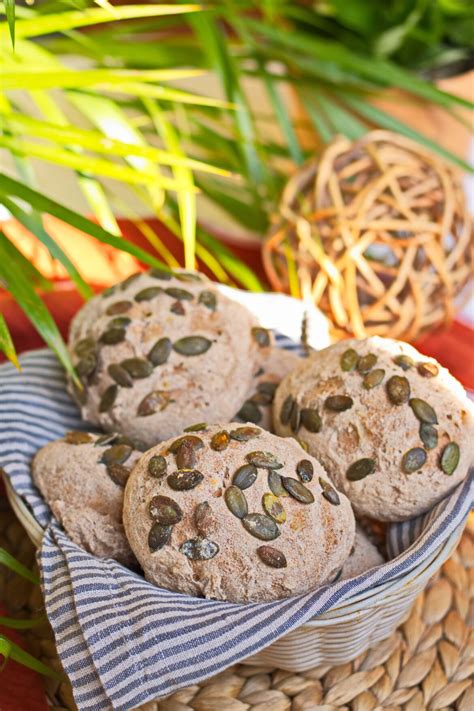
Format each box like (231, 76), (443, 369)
(1, 348), (473, 711)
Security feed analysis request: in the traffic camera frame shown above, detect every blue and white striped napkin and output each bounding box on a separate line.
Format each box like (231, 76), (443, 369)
(1, 348), (473, 711)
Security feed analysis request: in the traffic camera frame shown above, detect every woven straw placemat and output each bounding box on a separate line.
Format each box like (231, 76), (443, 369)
(1, 494), (472, 711)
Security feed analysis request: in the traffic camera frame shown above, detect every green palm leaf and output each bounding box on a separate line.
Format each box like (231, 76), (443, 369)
(4, 0), (14, 47)
(0, 314), (19, 369)
(0, 636), (61, 678)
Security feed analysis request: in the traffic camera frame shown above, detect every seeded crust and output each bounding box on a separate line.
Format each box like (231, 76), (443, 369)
(273, 337), (474, 522)
(68, 271), (263, 449)
(32, 434), (140, 566)
(340, 524), (385, 581)
(123, 424), (355, 603)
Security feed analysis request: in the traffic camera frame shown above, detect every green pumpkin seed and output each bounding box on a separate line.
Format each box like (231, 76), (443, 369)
(173, 336), (212, 356)
(115, 435), (136, 448)
(300, 408), (322, 433)
(386, 375), (411, 405)
(148, 523), (172, 552)
(290, 401), (301, 433)
(105, 300), (133, 316)
(108, 316), (131, 329)
(282, 477), (314, 504)
(346, 458), (376, 481)
(169, 435), (204, 453)
(440, 442), (460, 475)
(229, 426), (261, 441)
(393, 354), (414, 371)
(262, 493), (286, 523)
(184, 422), (208, 432)
(194, 501), (212, 536)
(236, 401), (262, 424)
(149, 495), (182, 525)
(121, 357), (153, 379)
(211, 431), (230, 451)
(180, 537), (219, 560)
(224, 485), (248, 519)
(74, 337), (96, 358)
(106, 463), (131, 487)
(148, 455), (167, 479)
(99, 384), (118, 413)
(64, 431), (92, 445)
(363, 368), (385, 389)
(120, 273), (141, 290)
(76, 352), (97, 377)
(242, 514), (280, 541)
(148, 337), (172, 367)
(175, 271), (203, 282)
(94, 433), (118, 447)
(268, 471), (287, 497)
(167, 470), (204, 491)
(99, 327), (126, 345)
(319, 477), (340, 505)
(108, 363), (133, 388)
(170, 300), (185, 315)
(102, 285), (118, 297)
(249, 391), (273, 406)
(165, 287), (193, 301)
(246, 451), (283, 470)
(420, 423), (438, 450)
(149, 267), (172, 281)
(409, 398), (438, 425)
(296, 459), (314, 483)
(257, 545), (287, 568)
(402, 447), (427, 473)
(340, 348), (359, 372)
(280, 395), (295, 426)
(357, 353), (378, 374)
(251, 327), (271, 347)
(137, 390), (173, 416)
(176, 440), (196, 470)
(233, 464), (258, 490)
(325, 395), (353, 412)
(417, 362), (439, 378)
(100, 443), (132, 466)
(134, 286), (162, 302)
(331, 568), (343, 583)
(198, 290), (217, 311)
(257, 381), (278, 398)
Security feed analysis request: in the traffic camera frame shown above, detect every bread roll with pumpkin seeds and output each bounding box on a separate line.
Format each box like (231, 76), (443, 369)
(273, 336), (474, 522)
(32, 431), (140, 566)
(123, 423), (355, 603)
(68, 269), (268, 449)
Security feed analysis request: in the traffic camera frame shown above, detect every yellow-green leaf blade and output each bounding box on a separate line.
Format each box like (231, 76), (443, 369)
(0, 314), (19, 370)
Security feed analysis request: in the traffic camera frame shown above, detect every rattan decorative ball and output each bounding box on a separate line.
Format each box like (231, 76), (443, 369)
(263, 131), (473, 341)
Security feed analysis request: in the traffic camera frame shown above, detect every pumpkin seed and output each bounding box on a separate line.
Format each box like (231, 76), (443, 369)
(176, 271), (203, 282)
(325, 395), (353, 412)
(296, 459), (314, 483)
(417, 362), (439, 378)
(137, 390), (172, 416)
(121, 358), (153, 379)
(108, 363), (133, 388)
(115, 434), (136, 448)
(319, 477), (340, 505)
(257, 381), (278, 398)
(194, 501), (212, 536)
(394, 354), (414, 370)
(106, 463), (130, 487)
(176, 440), (196, 470)
(134, 286), (162, 302)
(149, 495), (183, 525)
(167, 470), (204, 491)
(170, 300), (185, 315)
(420, 423), (438, 450)
(74, 337), (96, 358)
(233, 464), (258, 490)
(148, 455), (167, 479)
(402, 447), (427, 473)
(346, 458), (376, 481)
(262, 493), (286, 523)
(363, 368), (385, 389)
(290, 401), (301, 433)
(386, 375), (411, 405)
(249, 391), (273, 406)
(105, 300), (133, 316)
(242, 513), (280, 541)
(76, 352), (97, 377)
(331, 568), (343, 583)
(99, 385), (118, 413)
(169, 435), (204, 453)
(268, 471), (287, 497)
(224, 486), (248, 519)
(149, 267), (172, 281)
(64, 431), (92, 445)
(229, 426), (261, 441)
(341, 348), (359, 372)
(297, 438), (309, 452)
(357, 353), (377, 374)
(251, 327), (271, 347)
(300, 408), (322, 432)
(440, 442), (460, 475)
(165, 287), (193, 301)
(257, 545), (287, 568)
(282, 477), (314, 504)
(180, 537), (219, 560)
(108, 316), (131, 329)
(173, 336), (212, 356)
(409, 398), (438, 424)
(148, 337), (172, 367)
(280, 395), (295, 426)
(120, 273), (141, 290)
(99, 327), (126, 345)
(100, 444), (132, 466)
(198, 290), (217, 311)
(148, 523), (172, 552)
(236, 400), (262, 424)
(211, 431), (230, 451)
(94, 433), (118, 447)
(246, 451), (283, 470)
(184, 422), (208, 432)
(102, 285), (118, 297)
